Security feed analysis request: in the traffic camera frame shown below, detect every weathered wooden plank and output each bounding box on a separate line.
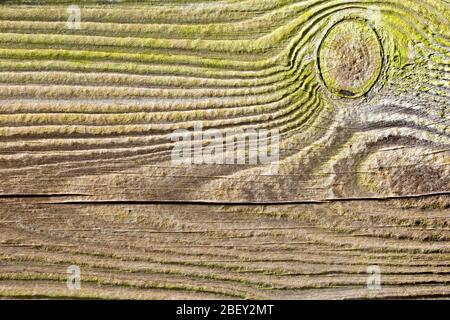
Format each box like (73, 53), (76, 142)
(1, 199), (450, 299)
(0, 0), (448, 299)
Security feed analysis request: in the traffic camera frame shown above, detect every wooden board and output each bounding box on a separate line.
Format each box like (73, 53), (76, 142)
(0, 0), (449, 299)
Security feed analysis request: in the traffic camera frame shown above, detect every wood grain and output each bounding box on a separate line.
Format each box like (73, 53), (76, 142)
(0, 0), (449, 299)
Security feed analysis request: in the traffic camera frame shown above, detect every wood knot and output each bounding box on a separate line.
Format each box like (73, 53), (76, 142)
(318, 19), (383, 98)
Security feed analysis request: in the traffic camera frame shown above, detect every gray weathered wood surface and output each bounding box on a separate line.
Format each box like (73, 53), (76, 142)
(0, 0), (449, 299)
